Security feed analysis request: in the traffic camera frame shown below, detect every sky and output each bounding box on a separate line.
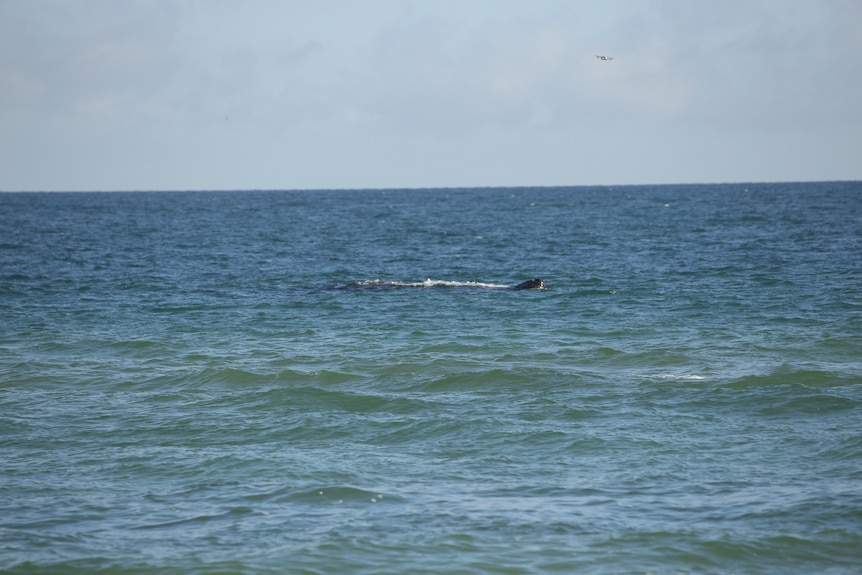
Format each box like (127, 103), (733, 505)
(1, 0), (860, 191)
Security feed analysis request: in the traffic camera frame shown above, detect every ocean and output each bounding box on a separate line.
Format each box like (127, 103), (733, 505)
(1, 182), (860, 574)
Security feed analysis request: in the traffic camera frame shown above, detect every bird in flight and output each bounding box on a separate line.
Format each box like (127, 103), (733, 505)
(595, 55), (614, 61)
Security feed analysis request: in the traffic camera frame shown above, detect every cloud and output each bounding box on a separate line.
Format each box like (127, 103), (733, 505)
(1, 0), (860, 190)
(0, 1), (180, 115)
(345, 9), (626, 136)
(628, 0), (862, 130)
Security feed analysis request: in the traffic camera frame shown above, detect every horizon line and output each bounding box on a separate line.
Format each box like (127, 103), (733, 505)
(2, 178), (860, 194)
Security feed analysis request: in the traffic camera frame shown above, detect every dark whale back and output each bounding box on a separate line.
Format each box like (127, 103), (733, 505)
(513, 278), (544, 290)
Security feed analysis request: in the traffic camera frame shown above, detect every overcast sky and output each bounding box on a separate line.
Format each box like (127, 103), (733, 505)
(1, 0), (860, 191)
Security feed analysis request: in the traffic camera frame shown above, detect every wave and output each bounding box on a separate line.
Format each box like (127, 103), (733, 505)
(654, 373), (706, 381)
(723, 367), (859, 389)
(352, 278), (513, 289)
(286, 485), (402, 505)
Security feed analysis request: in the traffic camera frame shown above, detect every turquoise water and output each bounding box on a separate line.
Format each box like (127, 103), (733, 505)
(1, 183), (861, 574)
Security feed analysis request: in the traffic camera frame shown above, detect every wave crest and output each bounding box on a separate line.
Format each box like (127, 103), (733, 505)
(354, 278), (511, 289)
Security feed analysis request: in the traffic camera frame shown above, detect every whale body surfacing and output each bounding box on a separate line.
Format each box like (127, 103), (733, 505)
(345, 278), (545, 291)
(513, 278), (544, 290)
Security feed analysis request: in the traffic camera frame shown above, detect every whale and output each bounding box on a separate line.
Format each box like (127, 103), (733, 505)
(512, 278), (544, 290)
(342, 278), (545, 291)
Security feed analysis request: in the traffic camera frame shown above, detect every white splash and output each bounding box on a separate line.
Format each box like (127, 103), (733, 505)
(655, 374), (704, 381)
(356, 278), (510, 289)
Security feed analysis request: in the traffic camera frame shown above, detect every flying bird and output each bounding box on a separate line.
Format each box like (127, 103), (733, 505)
(595, 55), (614, 61)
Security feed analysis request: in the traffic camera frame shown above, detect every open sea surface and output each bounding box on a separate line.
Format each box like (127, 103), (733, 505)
(1, 182), (861, 574)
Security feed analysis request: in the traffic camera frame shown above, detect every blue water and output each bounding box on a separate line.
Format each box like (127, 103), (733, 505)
(1, 183), (861, 574)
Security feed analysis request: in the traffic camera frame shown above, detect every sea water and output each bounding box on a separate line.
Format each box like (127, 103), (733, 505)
(1, 183), (861, 574)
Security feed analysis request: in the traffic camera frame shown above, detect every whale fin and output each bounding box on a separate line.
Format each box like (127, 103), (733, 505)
(513, 278), (544, 290)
